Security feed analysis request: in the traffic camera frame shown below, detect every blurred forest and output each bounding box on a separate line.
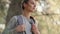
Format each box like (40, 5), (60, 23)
(0, 0), (60, 34)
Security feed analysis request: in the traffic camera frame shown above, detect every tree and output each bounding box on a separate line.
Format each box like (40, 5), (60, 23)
(6, 0), (23, 26)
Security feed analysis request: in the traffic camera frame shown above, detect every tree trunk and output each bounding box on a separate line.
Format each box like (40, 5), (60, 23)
(6, 0), (23, 26)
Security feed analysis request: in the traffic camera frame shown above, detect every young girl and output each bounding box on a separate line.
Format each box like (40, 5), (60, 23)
(2, 0), (40, 34)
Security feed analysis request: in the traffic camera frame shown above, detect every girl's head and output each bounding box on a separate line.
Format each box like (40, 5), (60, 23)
(22, 0), (36, 12)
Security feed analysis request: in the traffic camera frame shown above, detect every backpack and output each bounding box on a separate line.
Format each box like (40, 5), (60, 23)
(17, 16), (35, 34)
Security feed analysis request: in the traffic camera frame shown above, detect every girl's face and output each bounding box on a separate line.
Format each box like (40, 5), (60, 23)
(24, 0), (36, 12)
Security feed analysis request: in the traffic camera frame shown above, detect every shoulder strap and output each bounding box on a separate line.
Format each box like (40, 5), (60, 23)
(30, 16), (35, 34)
(30, 16), (35, 24)
(17, 15), (23, 25)
(17, 15), (26, 34)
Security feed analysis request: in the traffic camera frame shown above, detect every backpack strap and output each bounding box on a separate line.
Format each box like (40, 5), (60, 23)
(30, 16), (35, 24)
(17, 15), (26, 34)
(17, 15), (23, 25)
(30, 16), (35, 34)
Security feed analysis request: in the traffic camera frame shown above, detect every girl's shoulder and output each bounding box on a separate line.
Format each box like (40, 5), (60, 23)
(12, 15), (22, 21)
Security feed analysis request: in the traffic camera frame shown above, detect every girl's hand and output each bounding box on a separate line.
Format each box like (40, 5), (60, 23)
(15, 24), (25, 32)
(32, 24), (40, 34)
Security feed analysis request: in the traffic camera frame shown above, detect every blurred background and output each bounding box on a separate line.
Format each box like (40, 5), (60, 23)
(0, 0), (60, 34)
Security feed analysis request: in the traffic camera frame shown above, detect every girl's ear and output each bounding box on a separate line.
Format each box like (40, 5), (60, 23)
(23, 3), (27, 9)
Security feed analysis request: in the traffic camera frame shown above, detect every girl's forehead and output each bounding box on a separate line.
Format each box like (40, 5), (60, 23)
(29, 0), (36, 2)
(28, 0), (36, 3)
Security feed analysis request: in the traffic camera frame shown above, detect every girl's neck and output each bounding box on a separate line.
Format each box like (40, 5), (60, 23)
(22, 9), (31, 19)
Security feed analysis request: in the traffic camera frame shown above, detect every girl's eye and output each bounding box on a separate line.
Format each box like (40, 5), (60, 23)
(31, 2), (34, 4)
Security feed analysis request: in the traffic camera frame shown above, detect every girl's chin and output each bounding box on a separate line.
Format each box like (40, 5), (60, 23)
(30, 10), (35, 12)
(29, 9), (35, 12)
